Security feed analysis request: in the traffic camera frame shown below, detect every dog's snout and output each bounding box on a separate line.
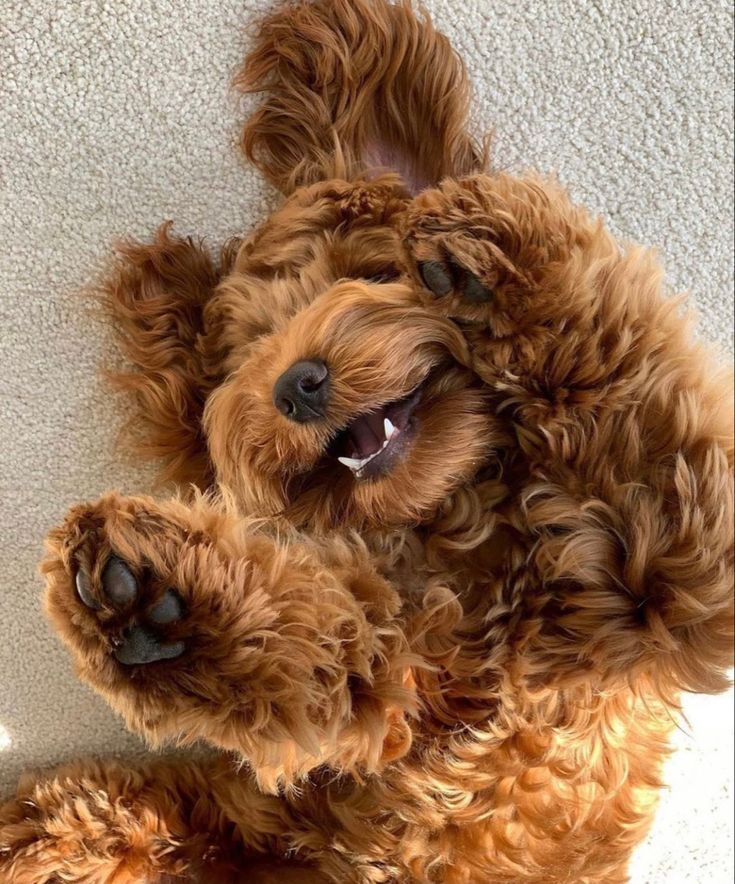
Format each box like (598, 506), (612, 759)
(273, 359), (330, 422)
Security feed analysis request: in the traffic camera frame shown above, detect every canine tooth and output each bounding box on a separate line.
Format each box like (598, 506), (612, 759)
(383, 418), (397, 440)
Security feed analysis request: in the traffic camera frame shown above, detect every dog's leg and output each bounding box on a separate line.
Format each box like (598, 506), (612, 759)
(41, 492), (414, 787)
(100, 223), (237, 489)
(403, 173), (734, 694)
(0, 756), (332, 882)
(0, 757), (238, 882)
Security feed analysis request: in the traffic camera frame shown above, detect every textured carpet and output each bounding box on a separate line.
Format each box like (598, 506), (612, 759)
(1, 1), (732, 880)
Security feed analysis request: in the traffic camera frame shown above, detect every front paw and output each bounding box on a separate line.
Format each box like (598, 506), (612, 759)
(42, 494), (193, 675)
(415, 258), (495, 305)
(402, 173), (569, 339)
(402, 176), (504, 323)
(75, 555), (185, 665)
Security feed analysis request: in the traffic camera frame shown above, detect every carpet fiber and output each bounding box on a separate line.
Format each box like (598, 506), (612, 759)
(1, 2), (732, 880)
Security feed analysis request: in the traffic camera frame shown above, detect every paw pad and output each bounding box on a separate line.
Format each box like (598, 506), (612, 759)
(417, 259), (494, 304)
(418, 261), (453, 297)
(101, 556), (138, 607)
(147, 589), (185, 625)
(112, 626), (185, 666)
(75, 569), (100, 610)
(462, 272), (494, 304)
(74, 556), (186, 666)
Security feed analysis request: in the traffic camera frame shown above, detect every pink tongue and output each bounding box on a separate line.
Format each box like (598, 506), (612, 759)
(348, 412), (385, 458)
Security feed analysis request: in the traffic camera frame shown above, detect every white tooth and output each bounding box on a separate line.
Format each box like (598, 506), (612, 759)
(338, 456), (366, 471)
(338, 444), (388, 476)
(383, 418), (397, 440)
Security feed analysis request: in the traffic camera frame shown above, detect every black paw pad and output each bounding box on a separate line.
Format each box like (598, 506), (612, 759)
(113, 625), (185, 666)
(418, 261), (453, 297)
(462, 271), (494, 304)
(148, 589), (185, 625)
(101, 556), (139, 608)
(418, 259), (494, 304)
(75, 569), (101, 610)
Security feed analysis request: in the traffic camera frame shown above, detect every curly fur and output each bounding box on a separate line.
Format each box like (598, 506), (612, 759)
(1, 1), (732, 882)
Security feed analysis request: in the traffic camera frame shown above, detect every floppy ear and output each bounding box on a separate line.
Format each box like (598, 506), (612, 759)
(99, 224), (235, 489)
(235, 0), (485, 195)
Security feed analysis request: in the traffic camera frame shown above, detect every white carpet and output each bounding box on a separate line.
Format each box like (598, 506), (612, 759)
(0, 1), (732, 880)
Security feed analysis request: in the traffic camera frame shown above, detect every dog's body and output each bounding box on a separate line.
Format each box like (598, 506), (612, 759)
(1, 2), (732, 882)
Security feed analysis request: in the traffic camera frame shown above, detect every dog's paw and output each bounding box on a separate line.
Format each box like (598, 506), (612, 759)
(43, 494), (193, 670)
(415, 258), (494, 304)
(401, 177), (505, 328)
(75, 555), (186, 665)
(401, 174), (558, 339)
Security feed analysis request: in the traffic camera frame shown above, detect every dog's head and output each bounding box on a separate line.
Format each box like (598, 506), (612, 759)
(203, 180), (496, 528)
(199, 0), (508, 530)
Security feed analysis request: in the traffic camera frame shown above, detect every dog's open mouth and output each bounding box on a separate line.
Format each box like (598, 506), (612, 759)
(330, 384), (423, 480)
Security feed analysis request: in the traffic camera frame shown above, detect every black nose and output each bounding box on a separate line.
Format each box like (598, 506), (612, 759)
(273, 359), (330, 423)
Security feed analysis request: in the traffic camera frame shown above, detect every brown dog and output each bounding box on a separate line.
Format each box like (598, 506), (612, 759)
(1, 1), (732, 882)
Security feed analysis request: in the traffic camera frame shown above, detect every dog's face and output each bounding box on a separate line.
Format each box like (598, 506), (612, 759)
(203, 180), (495, 528)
